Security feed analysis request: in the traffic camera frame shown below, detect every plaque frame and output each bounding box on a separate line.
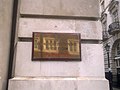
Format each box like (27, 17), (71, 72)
(32, 32), (81, 61)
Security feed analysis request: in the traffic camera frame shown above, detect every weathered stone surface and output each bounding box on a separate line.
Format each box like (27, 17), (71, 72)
(18, 18), (102, 40)
(18, 18), (75, 37)
(0, 77), (1, 90)
(8, 77), (109, 90)
(15, 42), (105, 77)
(79, 44), (105, 77)
(75, 20), (102, 40)
(0, 0), (13, 90)
(20, 0), (43, 15)
(15, 42), (41, 76)
(20, 0), (99, 17)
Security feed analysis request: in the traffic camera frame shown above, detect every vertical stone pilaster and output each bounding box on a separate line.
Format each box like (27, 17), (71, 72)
(8, 0), (109, 90)
(0, 0), (13, 90)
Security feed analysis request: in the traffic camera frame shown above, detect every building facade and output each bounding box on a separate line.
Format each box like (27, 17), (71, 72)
(0, 0), (109, 90)
(100, 0), (120, 87)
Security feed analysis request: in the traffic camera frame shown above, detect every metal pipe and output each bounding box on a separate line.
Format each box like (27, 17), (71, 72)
(6, 0), (18, 90)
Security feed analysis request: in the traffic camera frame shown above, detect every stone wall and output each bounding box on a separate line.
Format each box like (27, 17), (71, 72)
(20, 0), (99, 17)
(8, 0), (109, 90)
(0, 0), (13, 90)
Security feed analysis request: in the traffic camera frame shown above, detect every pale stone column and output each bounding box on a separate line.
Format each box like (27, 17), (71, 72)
(8, 0), (109, 90)
(0, 0), (13, 90)
(0, 77), (1, 90)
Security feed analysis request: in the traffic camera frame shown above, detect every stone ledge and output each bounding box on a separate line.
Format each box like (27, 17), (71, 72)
(8, 77), (109, 90)
(10, 77), (106, 80)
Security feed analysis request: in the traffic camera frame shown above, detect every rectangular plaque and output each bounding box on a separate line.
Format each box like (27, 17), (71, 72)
(32, 32), (81, 61)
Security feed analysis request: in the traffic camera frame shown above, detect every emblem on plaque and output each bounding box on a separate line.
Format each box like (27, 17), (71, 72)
(32, 32), (81, 61)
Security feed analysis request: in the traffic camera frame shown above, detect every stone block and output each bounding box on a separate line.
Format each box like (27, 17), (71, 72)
(75, 20), (102, 40)
(15, 42), (105, 77)
(8, 77), (109, 90)
(79, 44), (105, 77)
(20, 0), (43, 15)
(18, 18), (75, 37)
(20, 0), (99, 17)
(18, 18), (102, 40)
(15, 42), (41, 76)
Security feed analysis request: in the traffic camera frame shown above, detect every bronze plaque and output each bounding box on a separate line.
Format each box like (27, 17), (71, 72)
(32, 32), (81, 61)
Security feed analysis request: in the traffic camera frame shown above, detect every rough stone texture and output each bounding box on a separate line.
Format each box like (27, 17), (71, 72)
(0, 77), (1, 90)
(8, 77), (109, 90)
(18, 18), (75, 37)
(20, 0), (43, 15)
(15, 42), (105, 77)
(1, 0), (109, 90)
(18, 18), (102, 40)
(0, 0), (13, 90)
(15, 42), (41, 76)
(75, 20), (102, 40)
(20, 0), (99, 17)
